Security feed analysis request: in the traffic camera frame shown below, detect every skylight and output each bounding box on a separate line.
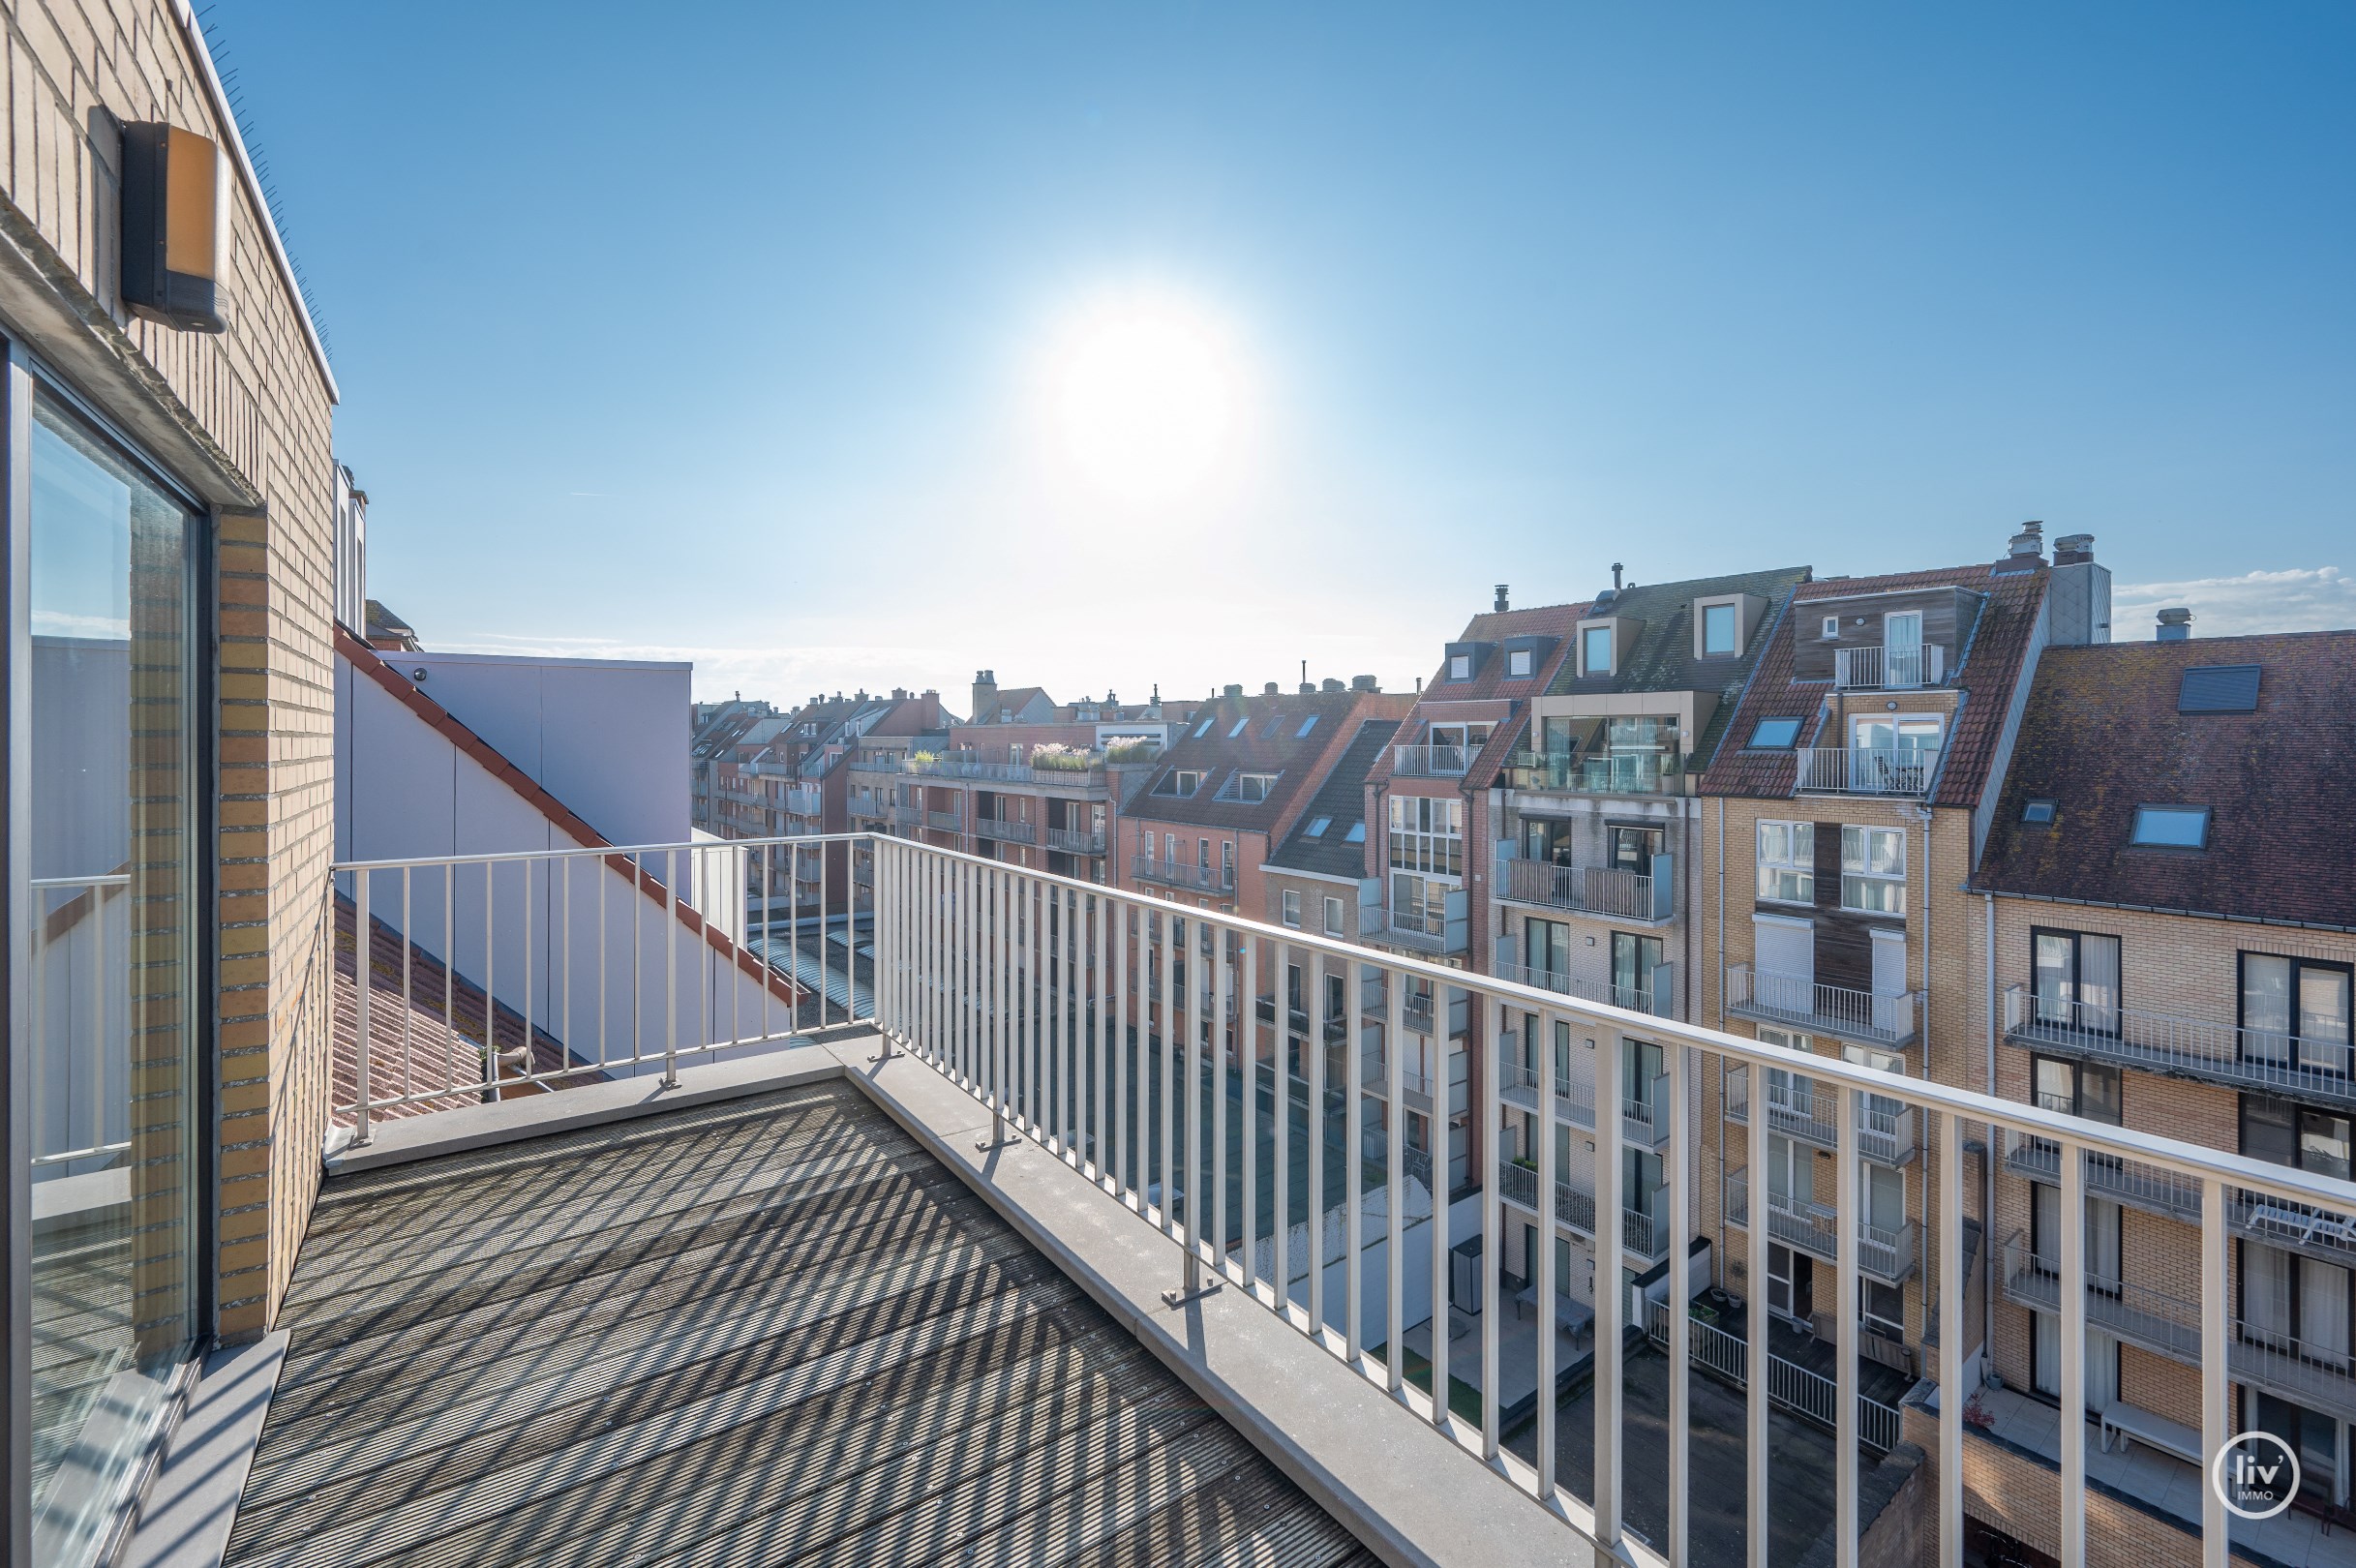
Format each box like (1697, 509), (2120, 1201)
(2130, 805), (2209, 849)
(1229, 715), (1251, 738)
(1297, 714), (1319, 738)
(1344, 823), (1366, 842)
(2178, 665), (2261, 713)
(1749, 717), (1801, 749)
(1305, 816), (1331, 837)
(2022, 799), (2057, 825)
(1193, 716), (1215, 739)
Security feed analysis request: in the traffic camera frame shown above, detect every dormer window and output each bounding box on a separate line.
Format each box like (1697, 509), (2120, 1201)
(1449, 653), (1471, 680)
(1582, 624), (1614, 677)
(1508, 648), (1533, 678)
(1220, 770), (1280, 803)
(1153, 769), (1203, 798)
(1702, 602), (1737, 656)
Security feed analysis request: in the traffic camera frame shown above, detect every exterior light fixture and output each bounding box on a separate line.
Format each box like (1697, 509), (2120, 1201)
(120, 122), (227, 333)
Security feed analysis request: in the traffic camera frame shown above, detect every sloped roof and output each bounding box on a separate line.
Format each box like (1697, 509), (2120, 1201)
(1266, 718), (1401, 880)
(1375, 601), (1590, 790)
(1128, 691), (1400, 835)
(1700, 560), (2050, 808)
(1543, 565), (1813, 768)
(1972, 631), (2356, 929)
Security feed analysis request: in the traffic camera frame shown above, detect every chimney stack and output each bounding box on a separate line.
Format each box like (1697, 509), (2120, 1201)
(971, 669), (998, 722)
(1612, 562), (1624, 590)
(1495, 584), (1510, 612)
(2157, 608), (2193, 642)
(2053, 533), (2096, 566)
(1226, 683), (1246, 699)
(1321, 678), (1344, 692)
(1350, 674), (1379, 692)
(1263, 681), (1281, 696)
(2008, 521), (2045, 559)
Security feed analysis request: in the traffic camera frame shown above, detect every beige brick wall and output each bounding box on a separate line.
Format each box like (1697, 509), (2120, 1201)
(0, 0), (338, 1338)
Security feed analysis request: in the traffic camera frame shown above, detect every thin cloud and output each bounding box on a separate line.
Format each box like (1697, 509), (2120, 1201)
(2112, 566), (2354, 639)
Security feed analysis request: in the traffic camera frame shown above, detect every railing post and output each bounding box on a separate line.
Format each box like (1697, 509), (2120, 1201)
(871, 839), (897, 1061)
(352, 869), (373, 1146)
(1938, 1108), (1963, 1568)
(2201, 1175), (2229, 1568)
(979, 863), (1016, 1152)
(1834, 1081), (1858, 1568)
(1537, 1004), (1558, 1507)
(2060, 1138), (2087, 1568)
(1746, 1036), (1769, 1568)
(1593, 1020), (1624, 1563)
(1668, 1038), (1691, 1565)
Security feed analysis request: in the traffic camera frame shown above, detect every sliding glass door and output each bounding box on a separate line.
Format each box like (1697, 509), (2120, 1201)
(19, 376), (204, 1566)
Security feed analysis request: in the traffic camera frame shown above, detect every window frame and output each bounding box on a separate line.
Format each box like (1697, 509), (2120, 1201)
(1323, 896), (1344, 937)
(2238, 951), (2354, 1077)
(1580, 622), (1616, 678)
(1748, 717), (1801, 750)
(1448, 653), (1471, 680)
(1755, 819), (1816, 905)
(1282, 889), (1302, 928)
(1507, 647), (1534, 678)
(1701, 600), (1739, 657)
(2129, 804), (2210, 850)
(1152, 769), (1202, 798)
(1839, 825), (1907, 916)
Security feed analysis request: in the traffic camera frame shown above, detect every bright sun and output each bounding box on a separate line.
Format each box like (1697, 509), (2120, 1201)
(1046, 293), (1246, 505)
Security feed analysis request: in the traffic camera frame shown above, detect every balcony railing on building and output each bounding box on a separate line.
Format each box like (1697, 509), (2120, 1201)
(1794, 745), (1940, 798)
(1724, 1062), (1918, 1164)
(977, 814), (1037, 844)
(1497, 1045), (1674, 1150)
(1831, 643), (1948, 691)
(1503, 748), (1685, 798)
(1491, 958), (1674, 1019)
(784, 785), (824, 816)
(1498, 854), (1675, 923)
(1998, 1234), (2356, 1429)
(1393, 741), (1469, 777)
(907, 751), (1110, 786)
(1723, 1167), (1916, 1283)
(1495, 1155), (1661, 1258)
(926, 808), (963, 831)
(317, 828), (2356, 1568)
(1640, 1297), (1903, 1455)
(1724, 963), (1918, 1046)
(1131, 853), (1235, 893)
(2004, 984), (2356, 1111)
(1045, 825), (1106, 855)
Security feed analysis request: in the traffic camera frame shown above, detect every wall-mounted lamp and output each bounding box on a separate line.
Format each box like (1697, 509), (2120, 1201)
(120, 122), (227, 333)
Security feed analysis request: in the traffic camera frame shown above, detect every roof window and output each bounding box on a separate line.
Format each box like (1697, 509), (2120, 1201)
(2178, 665), (2261, 713)
(1748, 717), (1801, 749)
(1344, 822), (1366, 842)
(1305, 816), (1331, 837)
(2021, 799), (2057, 826)
(2130, 804), (2209, 849)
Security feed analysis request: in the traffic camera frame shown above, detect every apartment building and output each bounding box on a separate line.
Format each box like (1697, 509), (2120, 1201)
(1694, 524), (2108, 1433)
(1465, 571), (1806, 1316)
(2, 3), (343, 1560)
(1124, 682), (1410, 916)
(1958, 622), (2356, 1564)
(688, 698), (781, 832)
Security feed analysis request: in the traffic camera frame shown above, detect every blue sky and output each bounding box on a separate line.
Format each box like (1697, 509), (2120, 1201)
(220, 2), (2354, 705)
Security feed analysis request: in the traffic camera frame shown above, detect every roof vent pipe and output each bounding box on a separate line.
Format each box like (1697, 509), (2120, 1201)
(2157, 607), (2193, 642)
(1495, 584), (1510, 612)
(1612, 562), (1623, 590)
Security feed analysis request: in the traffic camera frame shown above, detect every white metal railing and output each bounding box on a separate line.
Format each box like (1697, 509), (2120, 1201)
(333, 835), (871, 1134)
(331, 830), (2356, 1568)
(1393, 741), (1469, 777)
(1131, 854), (1236, 893)
(2005, 984), (2356, 1105)
(784, 786), (823, 816)
(926, 808), (963, 831)
(1491, 961), (1667, 1017)
(1499, 857), (1675, 921)
(1832, 644), (1948, 691)
(1794, 745), (1940, 798)
(1725, 964), (1918, 1045)
(1045, 825), (1106, 855)
(1503, 749), (1685, 797)
(976, 814), (1037, 844)
(1723, 1167), (1917, 1283)
(1641, 1299), (1902, 1454)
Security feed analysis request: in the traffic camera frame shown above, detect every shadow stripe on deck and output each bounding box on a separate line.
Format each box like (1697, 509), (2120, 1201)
(227, 1083), (1371, 1568)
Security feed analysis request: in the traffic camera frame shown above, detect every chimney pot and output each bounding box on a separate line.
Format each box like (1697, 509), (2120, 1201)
(2054, 532), (2095, 565)
(2157, 607), (2193, 642)
(1321, 678), (1344, 692)
(1263, 681), (1280, 696)
(1350, 674), (1378, 692)
(1612, 563), (1624, 590)
(2008, 521), (2046, 558)
(1225, 682), (1246, 699)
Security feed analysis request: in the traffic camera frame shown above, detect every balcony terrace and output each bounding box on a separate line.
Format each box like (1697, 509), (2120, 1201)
(1495, 1046), (1675, 1150)
(976, 814), (1038, 844)
(1392, 741), (1469, 778)
(1724, 963), (1918, 1047)
(2004, 983), (2356, 1111)
(153, 831), (2354, 1568)
(1793, 745), (1940, 798)
(1497, 855), (1676, 924)
(1723, 1064), (1918, 1164)
(1831, 643), (1948, 691)
(1130, 854), (1235, 893)
(1045, 825), (1106, 855)
(1722, 1168), (1917, 1283)
(1490, 960), (1672, 1019)
(1501, 749), (1685, 799)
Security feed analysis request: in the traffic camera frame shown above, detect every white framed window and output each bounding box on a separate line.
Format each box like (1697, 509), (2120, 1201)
(1508, 647), (1533, 678)
(1153, 769), (1201, 797)
(1449, 653), (1471, 679)
(1702, 601), (1738, 656)
(1283, 889), (1302, 927)
(1222, 770), (1279, 802)
(1164, 831), (1177, 864)
(1387, 795), (1463, 876)
(1756, 820), (1814, 903)
(1841, 826), (1906, 915)
(1581, 623), (1614, 677)
(1324, 896), (1344, 936)
(1222, 840), (1235, 877)
(1821, 615), (1840, 640)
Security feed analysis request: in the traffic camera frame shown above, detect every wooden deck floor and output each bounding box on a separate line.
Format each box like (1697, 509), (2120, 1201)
(226, 1081), (1375, 1568)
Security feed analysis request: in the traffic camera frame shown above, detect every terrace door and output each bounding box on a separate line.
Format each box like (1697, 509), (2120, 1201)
(1883, 610), (1923, 685)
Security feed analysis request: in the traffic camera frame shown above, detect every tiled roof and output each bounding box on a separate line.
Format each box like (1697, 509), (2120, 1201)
(1699, 560), (2049, 808)
(1265, 718), (1400, 880)
(1127, 691), (1409, 835)
(1972, 631), (2356, 929)
(1375, 601), (1589, 790)
(1543, 565), (1813, 768)
(339, 625), (800, 1009)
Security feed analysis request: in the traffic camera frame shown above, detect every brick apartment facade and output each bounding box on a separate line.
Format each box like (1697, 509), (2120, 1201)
(2, 1), (340, 1559)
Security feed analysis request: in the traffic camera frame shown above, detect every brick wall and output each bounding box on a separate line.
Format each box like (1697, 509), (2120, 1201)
(0, 0), (339, 1338)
